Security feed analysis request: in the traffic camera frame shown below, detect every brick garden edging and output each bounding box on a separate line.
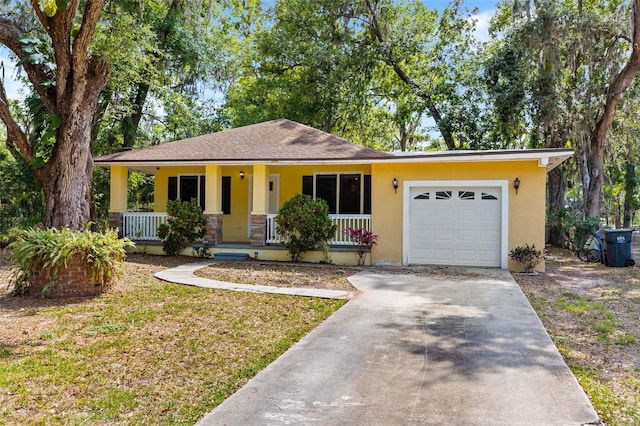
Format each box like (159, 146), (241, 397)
(29, 254), (107, 298)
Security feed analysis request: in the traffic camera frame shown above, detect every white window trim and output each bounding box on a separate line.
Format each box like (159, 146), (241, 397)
(402, 180), (509, 269)
(312, 172), (365, 214)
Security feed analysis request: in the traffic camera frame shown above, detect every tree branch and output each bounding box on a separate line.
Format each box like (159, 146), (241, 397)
(364, 0), (458, 149)
(0, 80), (35, 162)
(28, 0), (50, 34)
(48, 0), (79, 106)
(0, 17), (57, 112)
(72, 0), (105, 76)
(593, 0), (640, 149)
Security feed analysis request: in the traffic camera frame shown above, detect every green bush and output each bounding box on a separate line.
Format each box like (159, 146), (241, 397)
(547, 207), (600, 249)
(275, 194), (337, 262)
(157, 199), (207, 256)
(509, 243), (543, 273)
(574, 217), (601, 248)
(9, 227), (133, 295)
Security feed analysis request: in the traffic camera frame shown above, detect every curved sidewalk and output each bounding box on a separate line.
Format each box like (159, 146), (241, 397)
(154, 261), (357, 300)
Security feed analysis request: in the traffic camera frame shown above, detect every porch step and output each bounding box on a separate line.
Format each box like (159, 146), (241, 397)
(214, 252), (251, 261)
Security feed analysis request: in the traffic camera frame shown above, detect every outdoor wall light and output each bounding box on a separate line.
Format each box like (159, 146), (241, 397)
(239, 171), (245, 181)
(514, 177), (520, 194)
(392, 177), (399, 193)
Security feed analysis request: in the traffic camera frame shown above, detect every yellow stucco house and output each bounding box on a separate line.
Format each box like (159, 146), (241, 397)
(94, 119), (573, 271)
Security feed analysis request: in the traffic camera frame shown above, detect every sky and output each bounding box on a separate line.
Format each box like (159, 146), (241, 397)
(1, 46), (25, 100)
(0, 0), (499, 100)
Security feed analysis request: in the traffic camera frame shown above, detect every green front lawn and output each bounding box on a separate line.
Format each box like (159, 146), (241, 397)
(0, 254), (345, 424)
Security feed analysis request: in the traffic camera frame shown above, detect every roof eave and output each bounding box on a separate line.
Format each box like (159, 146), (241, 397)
(94, 149), (574, 173)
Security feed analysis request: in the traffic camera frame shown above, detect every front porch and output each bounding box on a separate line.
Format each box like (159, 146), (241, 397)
(117, 212), (371, 246)
(113, 212), (372, 265)
(105, 158), (375, 261)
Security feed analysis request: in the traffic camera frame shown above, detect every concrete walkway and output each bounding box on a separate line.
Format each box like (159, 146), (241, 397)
(195, 267), (599, 425)
(154, 261), (357, 299)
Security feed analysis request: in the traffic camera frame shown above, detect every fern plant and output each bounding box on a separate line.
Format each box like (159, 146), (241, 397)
(9, 227), (133, 295)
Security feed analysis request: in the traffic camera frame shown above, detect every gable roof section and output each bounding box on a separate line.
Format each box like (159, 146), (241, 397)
(94, 118), (573, 172)
(94, 119), (393, 163)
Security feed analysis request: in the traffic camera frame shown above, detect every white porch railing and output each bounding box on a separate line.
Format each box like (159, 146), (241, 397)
(122, 212), (168, 241)
(266, 214), (372, 246)
(122, 212), (371, 246)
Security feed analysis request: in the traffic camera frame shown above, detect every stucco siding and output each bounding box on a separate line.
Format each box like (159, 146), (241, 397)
(371, 160), (547, 271)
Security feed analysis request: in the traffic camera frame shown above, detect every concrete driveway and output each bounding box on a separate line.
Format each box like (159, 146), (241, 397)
(198, 267), (599, 425)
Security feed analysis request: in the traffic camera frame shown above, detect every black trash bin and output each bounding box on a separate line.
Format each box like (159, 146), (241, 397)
(602, 229), (634, 267)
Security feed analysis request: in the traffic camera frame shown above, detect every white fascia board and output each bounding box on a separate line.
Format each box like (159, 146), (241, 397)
(95, 150), (574, 171)
(373, 150), (574, 171)
(94, 159), (379, 168)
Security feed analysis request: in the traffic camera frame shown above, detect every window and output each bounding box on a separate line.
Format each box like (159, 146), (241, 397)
(222, 177), (231, 214)
(302, 174), (371, 214)
(481, 192), (498, 200)
(459, 191), (475, 200)
(168, 175), (231, 213)
(414, 192), (430, 200)
(168, 175), (204, 210)
(339, 174), (361, 214)
(435, 190), (452, 200)
(316, 175), (337, 213)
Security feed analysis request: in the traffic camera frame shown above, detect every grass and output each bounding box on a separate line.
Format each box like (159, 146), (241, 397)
(572, 366), (640, 426)
(3, 247), (639, 424)
(0, 254), (345, 424)
(514, 247), (640, 425)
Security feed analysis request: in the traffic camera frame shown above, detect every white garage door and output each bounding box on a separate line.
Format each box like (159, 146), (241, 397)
(408, 186), (502, 267)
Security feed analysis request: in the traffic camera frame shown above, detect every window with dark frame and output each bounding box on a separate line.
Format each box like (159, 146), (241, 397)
(167, 175), (231, 214)
(302, 174), (370, 214)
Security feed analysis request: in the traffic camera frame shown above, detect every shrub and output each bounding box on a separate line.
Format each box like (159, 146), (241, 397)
(509, 243), (543, 273)
(345, 227), (379, 266)
(275, 194), (336, 262)
(573, 217), (601, 249)
(157, 199), (207, 256)
(9, 227), (133, 295)
(547, 207), (600, 250)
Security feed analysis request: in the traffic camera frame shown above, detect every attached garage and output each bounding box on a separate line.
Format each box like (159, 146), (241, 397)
(403, 181), (509, 268)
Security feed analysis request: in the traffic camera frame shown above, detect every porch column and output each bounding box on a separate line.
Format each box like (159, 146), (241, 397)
(108, 165), (128, 233)
(250, 163), (269, 246)
(204, 165), (223, 245)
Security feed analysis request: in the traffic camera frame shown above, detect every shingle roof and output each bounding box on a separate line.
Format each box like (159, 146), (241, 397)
(94, 119), (392, 164)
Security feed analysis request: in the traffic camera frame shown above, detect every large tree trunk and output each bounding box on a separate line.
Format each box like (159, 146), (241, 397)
(623, 161), (636, 228)
(0, 0), (109, 230)
(585, 0), (640, 218)
(547, 165), (568, 246)
(36, 108), (96, 229)
(584, 135), (605, 218)
(121, 82), (150, 149)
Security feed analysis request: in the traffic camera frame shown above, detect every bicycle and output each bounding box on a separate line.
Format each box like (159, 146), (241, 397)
(577, 232), (602, 263)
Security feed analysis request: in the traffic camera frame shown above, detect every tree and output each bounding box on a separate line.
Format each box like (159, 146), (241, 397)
(225, 0), (386, 145)
(585, 0), (640, 217)
(0, 0), (109, 230)
(364, 0), (483, 150)
(225, 0), (483, 151)
(486, 0), (640, 235)
(102, 0), (231, 151)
